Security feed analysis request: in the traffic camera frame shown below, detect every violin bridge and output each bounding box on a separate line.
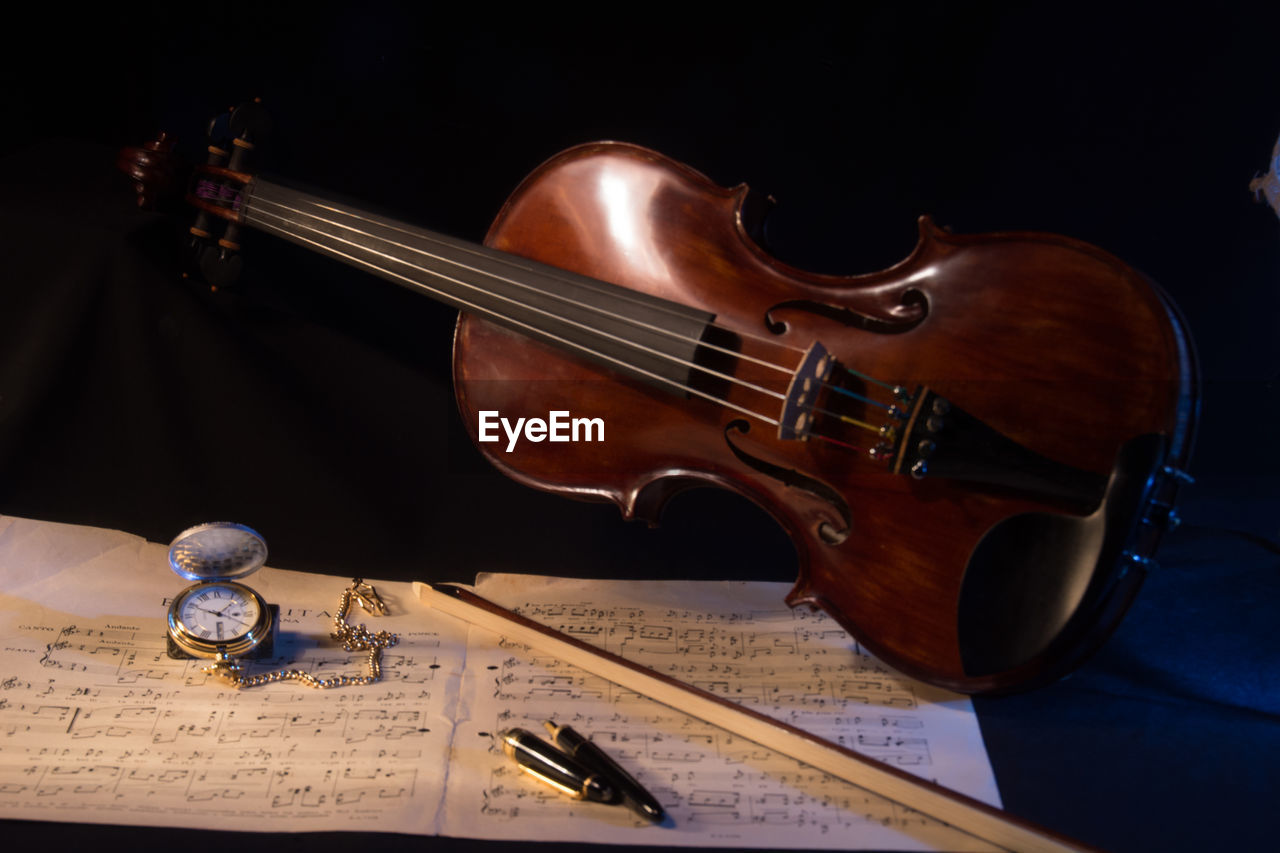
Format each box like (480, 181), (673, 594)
(778, 343), (834, 440)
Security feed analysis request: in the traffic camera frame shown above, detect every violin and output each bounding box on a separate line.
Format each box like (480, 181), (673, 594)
(119, 102), (1198, 694)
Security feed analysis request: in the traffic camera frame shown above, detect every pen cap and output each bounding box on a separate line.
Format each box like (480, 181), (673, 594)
(544, 720), (588, 750)
(499, 729), (616, 803)
(543, 722), (665, 823)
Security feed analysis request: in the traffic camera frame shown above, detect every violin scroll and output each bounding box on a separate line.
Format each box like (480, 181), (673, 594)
(116, 132), (185, 210)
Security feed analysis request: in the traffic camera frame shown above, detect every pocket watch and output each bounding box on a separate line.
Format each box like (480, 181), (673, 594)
(166, 522), (277, 660)
(164, 521), (398, 689)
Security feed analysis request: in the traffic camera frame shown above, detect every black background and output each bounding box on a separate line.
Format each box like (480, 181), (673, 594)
(2, 4), (1278, 851)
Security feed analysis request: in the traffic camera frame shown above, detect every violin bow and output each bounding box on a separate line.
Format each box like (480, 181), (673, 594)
(415, 581), (1100, 853)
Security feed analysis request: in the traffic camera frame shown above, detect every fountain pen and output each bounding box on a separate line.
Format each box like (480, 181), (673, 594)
(544, 720), (666, 823)
(500, 728), (617, 804)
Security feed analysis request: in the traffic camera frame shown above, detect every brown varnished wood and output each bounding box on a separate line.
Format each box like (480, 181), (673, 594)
(453, 142), (1194, 692)
(115, 107), (1194, 691)
(116, 133), (184, 210)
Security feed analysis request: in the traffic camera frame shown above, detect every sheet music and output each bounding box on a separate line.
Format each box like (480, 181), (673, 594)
(0, 516), (465, 832)
(442, 573), (1000, 850)
(0, 516), (1000, 849)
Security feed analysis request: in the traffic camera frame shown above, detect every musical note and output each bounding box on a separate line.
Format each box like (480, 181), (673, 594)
(0, 522), (466, 834)
(445, 573), (1003, 850)
(0, 516), (998, 849)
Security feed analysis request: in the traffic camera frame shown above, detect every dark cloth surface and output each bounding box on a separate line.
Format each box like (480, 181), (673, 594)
(2, 6), (1278, 851)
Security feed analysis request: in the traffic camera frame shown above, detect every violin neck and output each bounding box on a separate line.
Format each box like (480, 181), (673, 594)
(241, 179), (714, 394)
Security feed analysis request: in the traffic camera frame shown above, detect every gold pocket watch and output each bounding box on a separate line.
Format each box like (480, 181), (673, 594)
(166, 522), (276, 661)
(165, 521), (398, 689)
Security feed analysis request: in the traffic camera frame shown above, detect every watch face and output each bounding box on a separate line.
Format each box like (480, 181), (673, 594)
(178, 583), (258, 641)
(169, 581), (271, 657)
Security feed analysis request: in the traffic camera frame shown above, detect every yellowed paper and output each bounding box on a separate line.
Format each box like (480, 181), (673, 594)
(0, 516), (999, 850)
(439, 572), (1000, 850)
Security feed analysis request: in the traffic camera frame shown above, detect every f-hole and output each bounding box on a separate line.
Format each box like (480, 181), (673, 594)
(764, 289), (928, 336)
(723, 420), (851, 545)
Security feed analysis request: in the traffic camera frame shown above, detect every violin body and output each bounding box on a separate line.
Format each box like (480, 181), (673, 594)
(454, 143), (1197, 693)
(121, 118), (1195, 694)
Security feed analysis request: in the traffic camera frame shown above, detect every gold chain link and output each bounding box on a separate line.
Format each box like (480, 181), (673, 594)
(204, 578), (398, 688)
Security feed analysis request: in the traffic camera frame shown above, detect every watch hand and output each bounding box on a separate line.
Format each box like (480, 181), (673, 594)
(195, 605), (239, 618)
(192, 609), (252, 633)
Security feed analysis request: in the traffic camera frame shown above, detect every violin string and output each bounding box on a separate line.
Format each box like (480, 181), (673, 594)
(811, 433), (868, 454)
(245, 201), (790, 409)
(242, 189), (905, 457)
(252, 193), (802, 378)
(297, 195), (811, 362)
(244, 208), (784, 429)
(823, 383), (895, 412)
(808, 405), (885, 436)
(837, 364), (901, 394)
(271, 195), (909, 426)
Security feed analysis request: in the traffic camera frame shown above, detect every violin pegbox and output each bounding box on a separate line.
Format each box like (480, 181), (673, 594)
(187, 100), (272, 289)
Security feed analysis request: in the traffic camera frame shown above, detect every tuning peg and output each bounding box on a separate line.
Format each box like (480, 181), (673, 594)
(229, 98), (272, 143)
(226, 99), (273, 171)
